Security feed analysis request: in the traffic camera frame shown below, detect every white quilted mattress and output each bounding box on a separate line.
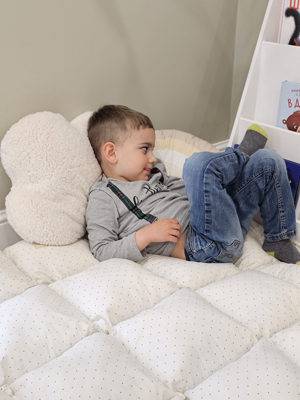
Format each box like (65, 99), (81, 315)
(1, 221), (300, 400)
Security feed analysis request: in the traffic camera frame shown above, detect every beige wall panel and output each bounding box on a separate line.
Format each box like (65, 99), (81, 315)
(0, 0), (265, 211)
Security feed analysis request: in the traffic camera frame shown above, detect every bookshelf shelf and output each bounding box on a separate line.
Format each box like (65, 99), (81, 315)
(236, 118), (300, 164)
(229, 0), (300, 242)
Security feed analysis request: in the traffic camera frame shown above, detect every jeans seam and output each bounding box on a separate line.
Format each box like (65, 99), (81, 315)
(203, 151), (238, 235)
(273, 171), (286, 234)
(231, 168), (271, 197)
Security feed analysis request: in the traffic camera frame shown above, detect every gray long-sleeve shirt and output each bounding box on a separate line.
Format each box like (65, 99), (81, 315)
(86, 159), (190, 262)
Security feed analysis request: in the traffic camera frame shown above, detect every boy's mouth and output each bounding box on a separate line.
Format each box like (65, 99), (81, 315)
(144, 168), (151, 174)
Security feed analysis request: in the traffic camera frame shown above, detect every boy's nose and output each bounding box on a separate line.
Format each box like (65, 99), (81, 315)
(149, 152), (157, 163)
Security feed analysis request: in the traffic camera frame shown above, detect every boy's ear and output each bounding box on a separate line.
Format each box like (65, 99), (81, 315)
(102, 142), (118, 164)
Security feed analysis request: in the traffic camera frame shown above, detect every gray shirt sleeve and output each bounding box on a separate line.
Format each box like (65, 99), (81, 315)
(86, 190), (146, 263)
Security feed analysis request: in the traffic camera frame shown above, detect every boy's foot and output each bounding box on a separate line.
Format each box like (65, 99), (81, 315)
(262, 239), (300, 264)
(238, 124), (268, 156)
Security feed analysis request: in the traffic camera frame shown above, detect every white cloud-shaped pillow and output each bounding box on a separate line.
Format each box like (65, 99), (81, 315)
(1, 111), (101, 245)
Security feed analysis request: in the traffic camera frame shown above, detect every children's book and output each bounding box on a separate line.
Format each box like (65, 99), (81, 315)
(284, 159), (300, 203)
(278, 1), (300, 45)
(277, 80), (300, 131)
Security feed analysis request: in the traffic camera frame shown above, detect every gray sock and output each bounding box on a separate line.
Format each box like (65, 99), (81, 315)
(262, 239), (300, 264)
(238, 124), (268, 156)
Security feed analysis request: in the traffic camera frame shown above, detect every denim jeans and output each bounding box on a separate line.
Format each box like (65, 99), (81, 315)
(183, 148), (296, 263)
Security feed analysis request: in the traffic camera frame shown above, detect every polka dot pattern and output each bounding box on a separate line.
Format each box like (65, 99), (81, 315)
(0, 390), (13, 399)
(10, 333), (184, 400)
(185, 339), (300, 400)
(272, 321), (300, 367)
(259, 262), (300, 288)
(0, 285), (97, 386)
(49, 259), (179, 332)
(139, 255), (238, 290)
(1, 219), (300, 399)
(0, 251), (34, 302)
(234, 223), (277, 270)
(3, 239), (98, 284)
(198, 270), (300, 339)
(112, 288), (257, 392)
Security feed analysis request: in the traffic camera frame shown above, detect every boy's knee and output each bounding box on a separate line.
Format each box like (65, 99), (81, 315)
(183, 151), (217, 178)
(255, 148), (281, 161)
(254, 149), (285, 170)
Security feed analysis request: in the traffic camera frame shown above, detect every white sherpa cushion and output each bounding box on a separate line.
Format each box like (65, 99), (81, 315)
(70, 111), (93, 136)
(0, 112), (101, 245)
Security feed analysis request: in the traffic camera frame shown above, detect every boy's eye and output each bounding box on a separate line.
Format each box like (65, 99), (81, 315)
(141, 147), (148, 153)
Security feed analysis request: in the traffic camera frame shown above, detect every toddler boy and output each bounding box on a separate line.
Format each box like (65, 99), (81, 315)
(86, 105), (300, 265)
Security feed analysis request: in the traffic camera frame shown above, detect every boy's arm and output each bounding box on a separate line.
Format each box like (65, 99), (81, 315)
(86, 189), (181, 262)
(86, 190), (146, 262)
(135, 219), (181, 251)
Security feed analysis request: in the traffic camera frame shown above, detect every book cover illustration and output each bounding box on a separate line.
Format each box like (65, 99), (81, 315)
(276, 80), (300, 131)
(278, 1), (300, 45)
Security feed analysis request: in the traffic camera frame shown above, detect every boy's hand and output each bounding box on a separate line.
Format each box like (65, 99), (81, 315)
(135, 219), (181, 251)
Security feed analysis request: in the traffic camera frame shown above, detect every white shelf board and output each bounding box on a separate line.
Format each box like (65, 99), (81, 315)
(237, 118), (300, 164)
(256, 42), (300, 125)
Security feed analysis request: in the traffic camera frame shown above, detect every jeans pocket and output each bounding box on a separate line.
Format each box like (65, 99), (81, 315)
(185, 224), (243, 263)
(185, 224), (216, 263)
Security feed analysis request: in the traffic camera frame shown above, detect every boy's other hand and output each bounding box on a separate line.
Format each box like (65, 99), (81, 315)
(135, 219), (181, 251)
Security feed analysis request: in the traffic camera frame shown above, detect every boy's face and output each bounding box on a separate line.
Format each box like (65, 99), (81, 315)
(114, 127), (157, 182)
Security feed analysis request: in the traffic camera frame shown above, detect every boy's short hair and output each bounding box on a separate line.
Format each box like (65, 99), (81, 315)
(88, 105), (154, 162)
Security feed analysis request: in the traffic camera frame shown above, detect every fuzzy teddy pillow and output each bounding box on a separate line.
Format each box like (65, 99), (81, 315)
(1, 112), (101, 246)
